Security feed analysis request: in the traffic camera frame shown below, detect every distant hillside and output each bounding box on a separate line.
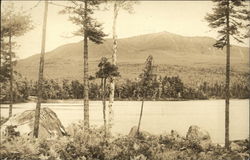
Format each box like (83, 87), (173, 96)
(15, 31), (249, 85)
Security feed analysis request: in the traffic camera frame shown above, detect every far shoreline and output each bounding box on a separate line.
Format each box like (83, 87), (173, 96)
(0, 98), (248, 105)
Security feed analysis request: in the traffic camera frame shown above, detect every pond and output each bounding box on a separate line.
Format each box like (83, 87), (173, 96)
(1, 99), (249, 144)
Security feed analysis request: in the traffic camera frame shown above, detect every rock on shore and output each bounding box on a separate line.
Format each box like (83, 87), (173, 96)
(1, 107), (66, 138)
(186, 125), (212, 151)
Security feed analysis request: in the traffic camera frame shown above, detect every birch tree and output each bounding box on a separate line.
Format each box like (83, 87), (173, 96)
(108, 0), (138, 129)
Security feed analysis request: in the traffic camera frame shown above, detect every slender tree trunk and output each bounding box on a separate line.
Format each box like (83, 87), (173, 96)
(102, 78), (107, 137)
(0, 36), (2, 107)
(225, 0), (230, 149)
(33, 0), (48, 138)
(108, 2), (119, 129)
(83, 0), (90, 129)
(0, 21), (2, 139)
(158, 77), (162, 100)
(137, 97), (144, 135)
(8, 33), (13, 118)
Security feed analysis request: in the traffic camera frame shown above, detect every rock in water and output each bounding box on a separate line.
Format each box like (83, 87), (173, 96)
(186, 125), (212, 151)
(1, 107), (66, 138)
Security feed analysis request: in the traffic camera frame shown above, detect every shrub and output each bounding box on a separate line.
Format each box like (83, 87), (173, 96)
(1, 121), (249, 160)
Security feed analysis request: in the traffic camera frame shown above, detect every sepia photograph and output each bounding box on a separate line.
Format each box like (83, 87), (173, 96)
(0, 0), (249, 159)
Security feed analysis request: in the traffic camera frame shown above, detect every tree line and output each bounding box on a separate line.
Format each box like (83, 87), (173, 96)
(1, 73), (249, 103)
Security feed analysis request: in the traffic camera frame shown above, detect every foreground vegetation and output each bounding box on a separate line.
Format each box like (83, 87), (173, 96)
(1, 121), (249, 160)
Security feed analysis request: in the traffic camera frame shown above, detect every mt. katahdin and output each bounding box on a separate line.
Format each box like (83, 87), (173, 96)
(15, 31), (248, 81)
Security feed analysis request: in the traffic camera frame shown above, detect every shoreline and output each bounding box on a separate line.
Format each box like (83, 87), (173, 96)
(1, 98), (248, 105)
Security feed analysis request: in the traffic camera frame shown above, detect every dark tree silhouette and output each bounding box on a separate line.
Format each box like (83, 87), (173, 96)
(205, 0), (249, 149)
(96, 57), (119, 136)
(137, 55), (158, 135)
(1, 3), (33, 118)
(61, 0), (106, 129)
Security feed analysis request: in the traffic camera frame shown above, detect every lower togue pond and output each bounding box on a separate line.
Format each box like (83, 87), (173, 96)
(1, 99), (249, 144)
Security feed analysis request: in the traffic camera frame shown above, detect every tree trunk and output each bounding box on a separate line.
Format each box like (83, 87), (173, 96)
(137, 97), (144, 135)
(158, 77), (162, 100)
(0, 36), (2, 106)
(83, 0), (90, 129)
(225, 0), (230, 149)
(108, 2), (119, 129)
(102, 78), (107, 137)
(8, 33), (13, 118)
(33, 0), (48, 138)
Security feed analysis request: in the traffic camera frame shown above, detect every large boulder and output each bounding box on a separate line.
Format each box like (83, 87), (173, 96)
(128, 126), (151, 139)
(229, 142), (243, 152)
(186, 125), (212, 151)
(1, 107), (66, 138)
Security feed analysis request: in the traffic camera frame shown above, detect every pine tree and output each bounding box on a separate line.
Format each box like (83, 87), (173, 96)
(1, 3), (33, 118)
(96, 57), (119, 137)
(61, 0), (106, 129)
(205, 0), (249, 149)
(137, 55), (156, 135)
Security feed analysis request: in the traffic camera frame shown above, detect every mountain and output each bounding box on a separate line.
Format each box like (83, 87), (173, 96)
(15, 31), (249, 83)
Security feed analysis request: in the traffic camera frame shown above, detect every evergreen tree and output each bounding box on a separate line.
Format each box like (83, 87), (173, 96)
(205, 0), (249, 149)
(137, 55), (157, 135)
(96, 57), (119, 137)
(1, 3), (33, 117)
(61, 0), (106, 129)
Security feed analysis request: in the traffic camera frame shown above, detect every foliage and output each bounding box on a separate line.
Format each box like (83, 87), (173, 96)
(60, 0), (106, 44)
(1, 3), (33, 38)
(4, 125), (20, 139)
(96, 57), (120, 80)
(0, 48), (11, 83)
(161, 76), (184, 98)
(1, 75), (30, 103)
(137, 55), (158, 99)
(1, 74), (249, 103)
(0, 136), (40, 160)
(1, 122), (249, 160)
(205, 0), (249, 48)
(96, 57), (120, 136)
(0, 3), (33, 82)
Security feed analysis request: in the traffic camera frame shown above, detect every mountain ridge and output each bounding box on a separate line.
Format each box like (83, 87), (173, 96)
(15, 31), (249, 82)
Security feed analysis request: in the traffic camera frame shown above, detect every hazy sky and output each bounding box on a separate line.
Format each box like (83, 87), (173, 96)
(2, 1), (249, 59)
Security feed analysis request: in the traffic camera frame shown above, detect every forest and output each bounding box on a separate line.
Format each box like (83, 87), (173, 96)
(1, 72), (249, 103)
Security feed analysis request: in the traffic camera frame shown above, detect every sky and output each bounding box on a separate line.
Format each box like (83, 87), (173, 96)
(2, 1), (249, 59)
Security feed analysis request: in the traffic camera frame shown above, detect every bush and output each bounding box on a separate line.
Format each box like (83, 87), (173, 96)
(1, 122), (249, 160)
(0, 136), (39, 160)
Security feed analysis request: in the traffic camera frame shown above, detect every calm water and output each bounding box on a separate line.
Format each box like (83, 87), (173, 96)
(1, 99), (249, 144)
